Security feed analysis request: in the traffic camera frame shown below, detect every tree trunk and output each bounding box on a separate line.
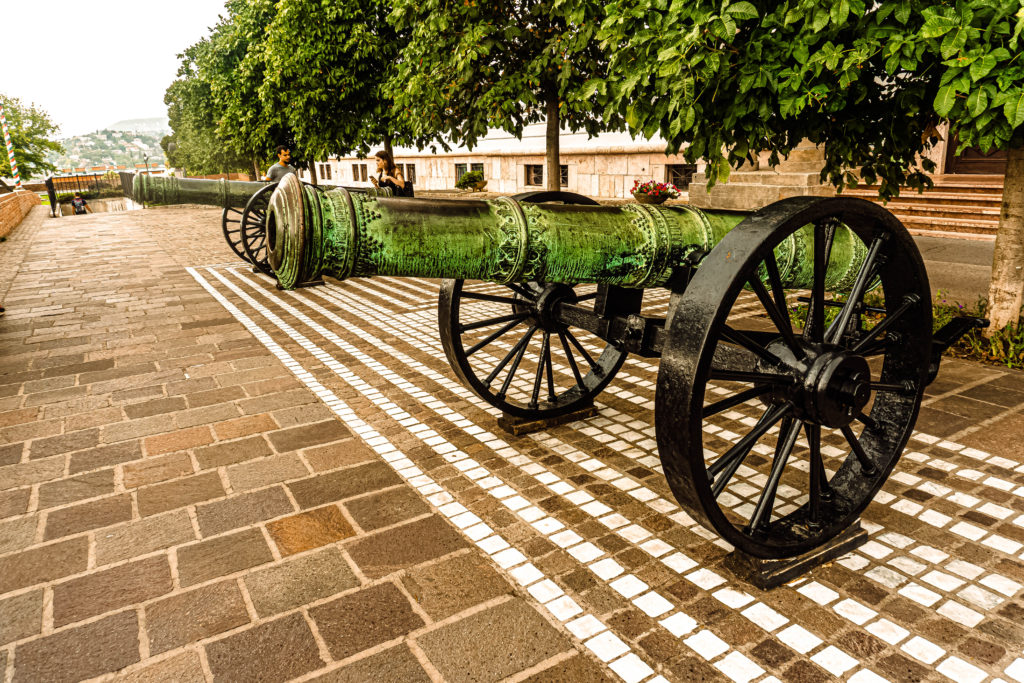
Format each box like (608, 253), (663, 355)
(308, 161), (318, 186)
(252, 157), (261, 181)
(383, 134), (393, 159)
(985, 143), (1024, 334)
(545, 95), (560, 192)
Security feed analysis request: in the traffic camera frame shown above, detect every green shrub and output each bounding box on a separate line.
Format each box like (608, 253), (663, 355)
(455, 170), (484, 190)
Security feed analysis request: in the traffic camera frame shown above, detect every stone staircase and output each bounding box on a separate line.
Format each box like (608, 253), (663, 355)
(841, 175), (1003, 238)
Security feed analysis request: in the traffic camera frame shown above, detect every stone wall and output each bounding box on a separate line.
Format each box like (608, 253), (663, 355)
(0, 191), (42, 239)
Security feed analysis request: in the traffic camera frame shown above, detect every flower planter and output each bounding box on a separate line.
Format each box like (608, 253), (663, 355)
(632, 192), (668, 205)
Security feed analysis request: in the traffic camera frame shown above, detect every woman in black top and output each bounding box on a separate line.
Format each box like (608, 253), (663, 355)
(369, 150), (406, 194)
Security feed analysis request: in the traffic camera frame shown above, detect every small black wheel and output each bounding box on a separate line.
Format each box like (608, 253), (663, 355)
(240, 183), (277, 277)
(656, 196), (931, 559)
(221, 206), (252, 264)
(439, 191), (630, 419)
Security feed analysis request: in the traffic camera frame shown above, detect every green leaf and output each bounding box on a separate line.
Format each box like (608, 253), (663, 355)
(969, 54), (996, 81)
(830, 0), (849, 26)
(895, 1), (911, 25)
(724, 2), (758, 19)
(919, 15), (956, 39)
(941, 26), (967, 59)
(934, 85), (957, 117)
(967, 88), (988, 117)
(1005, 91), (1024, 127)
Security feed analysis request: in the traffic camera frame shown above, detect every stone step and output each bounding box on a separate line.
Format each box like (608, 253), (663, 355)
(895, 214), (999, 236)
(843, 189), (1002, 208)
(880, 204), (1002, 220)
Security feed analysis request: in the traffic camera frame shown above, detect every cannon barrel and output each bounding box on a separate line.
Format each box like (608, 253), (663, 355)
(133, 174), (268, 209)
(266, 173), (867, 290)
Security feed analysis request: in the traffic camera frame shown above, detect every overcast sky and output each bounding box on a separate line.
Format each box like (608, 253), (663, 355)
(3, 0), (228, 137)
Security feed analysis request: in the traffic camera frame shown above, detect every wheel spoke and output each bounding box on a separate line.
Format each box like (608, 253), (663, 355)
(545, 334), (557, 401)
(702, 385), (772, 418)
(855, 412), (879, 431)
(483, 326), (534, 386)
(869, 380), (914, 394)
(826, 235), (885, 345)
(722, 325), (787, 368)
(459, 311), (529, 333)
(805, 218), (837, 343)
(749, 276), (805, 359)
(497, 327), (536, 399)
(850, 294), (919, 354)
(558, 331), (585, 390)
(564, 330), (599, 370)
(530, 332), (550, 408)
(841, 424), (878, 475)
(505, 283), (537, 300)
(805, 423), (823, 526)
(763, 251), (792, 330)
(709, 369), (795, 386)
(709, 402), (791, 488)
(459, 291), (522, 305)
(465, 317), (525, 356)
(747, 416), (801, 531)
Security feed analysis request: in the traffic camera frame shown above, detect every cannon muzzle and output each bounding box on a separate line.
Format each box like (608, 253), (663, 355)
(265, 173), (868, 291)
(133, 174), (268, 208)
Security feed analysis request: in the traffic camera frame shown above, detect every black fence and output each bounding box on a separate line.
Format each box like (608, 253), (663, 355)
(44, 172), (137, 217)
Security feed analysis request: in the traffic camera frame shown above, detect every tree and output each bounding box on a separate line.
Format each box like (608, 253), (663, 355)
(260, 0), (426, 163)
(390, 0), (622, 191)
(162, 40), (252, 177)
(595, 0), (1024, 329)
(0, 94), (62, 181)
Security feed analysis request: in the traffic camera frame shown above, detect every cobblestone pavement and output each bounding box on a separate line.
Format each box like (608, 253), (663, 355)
(1, 206), (1023, 683)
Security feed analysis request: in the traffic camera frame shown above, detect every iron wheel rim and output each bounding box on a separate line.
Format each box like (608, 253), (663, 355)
(656, 196), (932, 559)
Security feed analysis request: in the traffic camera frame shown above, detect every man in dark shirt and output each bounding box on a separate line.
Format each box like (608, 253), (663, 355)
(70, 193), (91, 215)
(265, 145), (297, 182)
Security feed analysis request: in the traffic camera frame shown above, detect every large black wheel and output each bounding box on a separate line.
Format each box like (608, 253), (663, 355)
(221, 206), (251, 263)
(656, 196), (932, 559)
(240, 183), (277, 276)
(438, 191), (631, 419)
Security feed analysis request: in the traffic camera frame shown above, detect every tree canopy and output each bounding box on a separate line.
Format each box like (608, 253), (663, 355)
(261, 0), (426, 160)
(390, 0), (623, 189)
(0, 94), (63, 181)
(596, 0), (1024, 328)
(594, 0), (1024, 198)
(162, 40), (253, 176)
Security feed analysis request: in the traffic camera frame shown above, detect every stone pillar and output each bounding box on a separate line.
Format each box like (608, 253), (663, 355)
(687, 141), (833, 211)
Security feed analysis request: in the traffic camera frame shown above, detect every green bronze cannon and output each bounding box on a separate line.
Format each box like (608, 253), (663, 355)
(133, 174), (382, 277)
(139, 172), (983, 580)
(259, 174), (987, 577)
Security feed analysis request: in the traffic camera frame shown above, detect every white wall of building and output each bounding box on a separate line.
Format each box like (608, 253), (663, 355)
(297, 123), (702, 199)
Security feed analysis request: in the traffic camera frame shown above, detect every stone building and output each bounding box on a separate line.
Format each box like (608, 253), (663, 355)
(297, 124), (701, 200)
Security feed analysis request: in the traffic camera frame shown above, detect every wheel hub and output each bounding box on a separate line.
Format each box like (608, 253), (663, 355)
(514, 283), (577, 331)
(763, 342), (871, 429)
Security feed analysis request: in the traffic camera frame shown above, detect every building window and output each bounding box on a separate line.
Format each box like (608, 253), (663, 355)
(667, 164), (697, 189)
(525, 165), (543, 186)
(401, 164), (416, 184)
(352, 164), (360, 181)
(456, 163), (484, 182)
(352, 163), (368, 182)
(322, 163), (332, 180)
(560, 164), (568, 186)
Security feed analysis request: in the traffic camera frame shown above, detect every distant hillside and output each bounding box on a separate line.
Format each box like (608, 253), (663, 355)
(105, 118), (170, 135)
(47, 128), (166, 171)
